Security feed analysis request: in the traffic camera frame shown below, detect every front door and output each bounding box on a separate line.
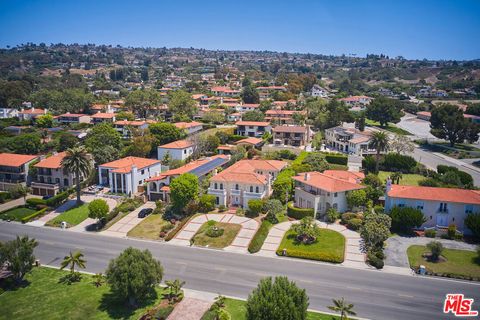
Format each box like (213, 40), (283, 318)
(436, 214), (448, 227)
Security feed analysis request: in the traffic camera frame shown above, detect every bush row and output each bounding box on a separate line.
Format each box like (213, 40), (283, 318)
(275, 248), (344, 264)
(324, 154), (348, 165)
(287, 202), (314, 220)
(248, 220), (272, 253)
(164, 217), (190, 241)
(21, 208), (48, 224)
(0, 192), (11, 204)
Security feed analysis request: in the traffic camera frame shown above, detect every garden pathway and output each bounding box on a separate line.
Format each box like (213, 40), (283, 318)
(167, 297), (212, 320)
(169, 213), (259, 253)
(256, 220), (367, 269)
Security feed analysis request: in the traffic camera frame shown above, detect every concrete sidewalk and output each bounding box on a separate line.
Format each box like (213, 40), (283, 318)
(0, 194), (41, 212)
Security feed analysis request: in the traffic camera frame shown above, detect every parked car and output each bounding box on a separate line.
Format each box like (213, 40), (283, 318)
(138, 208), (153, 218)
(42, 195), (53, 200)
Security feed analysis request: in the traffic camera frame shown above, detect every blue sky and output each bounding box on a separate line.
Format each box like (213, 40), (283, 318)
(0, 0), (479, 60)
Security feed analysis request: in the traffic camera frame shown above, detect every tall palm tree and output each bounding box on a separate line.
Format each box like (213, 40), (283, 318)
(369, 131), (389, 173)
(328, 297), (356, 320)
(60, 251), (86, 275)
(61, 146), (91, 205)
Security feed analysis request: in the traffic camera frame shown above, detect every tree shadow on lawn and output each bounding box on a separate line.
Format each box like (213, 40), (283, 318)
(98, 289), (159, 319)
(1, 277), (31, 292)
(286, 233), (319, 247)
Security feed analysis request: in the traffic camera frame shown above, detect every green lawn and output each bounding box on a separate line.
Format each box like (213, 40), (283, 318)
(0, 206), (35, 221)
(365, 119), (412, 135)
(127, 214), (170, 240)
(192, 222), (241, 248)
(0, 267), (171, 320)
(407, 245), (480, 279)
(46, 203), (89, 227)
(202, 298), (341, 320)
(378, 171), (425, 186)
(277, 229), (345, 263)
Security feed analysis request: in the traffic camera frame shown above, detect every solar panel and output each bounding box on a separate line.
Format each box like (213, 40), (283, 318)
(188, 157), (228, 177)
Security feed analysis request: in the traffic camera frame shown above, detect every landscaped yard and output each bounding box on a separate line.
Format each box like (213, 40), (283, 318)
(46, 203), (89, 227)
(192, 222), (241, 248)
(407, 245), (480, 279)
(127, 214), (170, 240)
(0, 267), (173, 320)
(365, 119), (412, 135)
(378, 171), (425, 186)
(201, 298), (341, 320)
(0, 206), (36, 221)
(276, 229), (345, 263)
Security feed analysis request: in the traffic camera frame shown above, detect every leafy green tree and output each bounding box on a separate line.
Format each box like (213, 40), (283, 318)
(60, 250), (86, 275)
(36, 114), (54, 128)
(365, 97), (403, 127)
(9, 184), (29, 204)
(125, 89), (161, 118)
(430, 104), (480, 147)
(346, 189), (367, 209)
(0, 236), (38, 284)
(168, 90), (197, 119)
(292, 216), (320, 244)
(198, 134), (220, 154)
(241, 86), (260, 104)
(122, 129), (154, 158)
(57, 132), (78, 151)
(389, 134), (414, 154)
(106, 247), (163, 306)
(198, 194), (216, 212)
(88, 199), (109, 222)
(389, 207), (426, 233)
(246, 276), (308, 320)
(12, 133), (42, 154)
(149, 122), (185, 145)
(302, 153), (329, 172)
(328, 297), (356, 320)
(85, 123), (122, 164)
(465, 213), (480, 238)
(61, 146), (92, 205)
(390, 171), (403, 184)
(202, 111), (225, 124)
(115, 111), (135, 121)
(242, 110), (265, 121)
(360, 213), (391, 249)
(369, 131), (389, 173)
(247, 199), (263, 217)
(356, 114), (366, 132)
(262, 199), (284, 223)
(30, 88), (94, 114)
(170, 173), (199, 211)
(427, 241), (443, 261)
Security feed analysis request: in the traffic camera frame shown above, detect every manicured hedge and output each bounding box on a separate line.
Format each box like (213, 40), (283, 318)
(21, 208), (48, 223)
(165, 217), (190, 241)
(325, 154), (348, 165)
(26, 198), (47, 207)
(275, 248), (344, 264)
(248, 220), (272, 253)
(287, 202), (314, 220)
(45, 189), (73, 207)
(0, 192), (11, 204)
(382, 153), (417, 173)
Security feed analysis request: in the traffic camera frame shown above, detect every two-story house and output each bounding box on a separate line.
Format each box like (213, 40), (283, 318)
(265, 110), (303, 125)
(114, 120), (151, 138)
(338, 96), (373, 111)
(98, 157), (161, 197)
(174, 121), (203, 135)
(272, 125), (311, 147)
(208, 159), (287, 209)
(293, 170), (365, 217)
(211, 86), (240, 97)
(235, 121), (272, 138)
(56, 113), (91, 125)
(18, 107), (47, 121)
(91, 112), (116, 124)
(256, 86), (287, 100)
(0, 153), (39, 191)
(385, 183), (480, 234)
(31, 152), (92, 196)
(311, 84), (329, 98)
(157, 140), (194, 162)
(146, 155), (230, 202)
(325, 125), (378, 156)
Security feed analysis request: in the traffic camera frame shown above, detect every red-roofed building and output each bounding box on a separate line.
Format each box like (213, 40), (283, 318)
(0, 153), (39, 191)
(18, 107), (47, 121)
(338, 96), (373, 110)
(293, 170), (365, 216)
(157, 140), (194, 161)
(174, 121), (203, 135)
(234, 137), (264, 149)
(211, 86), (240, 97)
(385, 183), (480, 234)
(208, 159), (287, 209)
(57, 113), (91, 125)
(91, 112), (116, 124)
(256, 86), (287, 100)
(272, 125), (312, 147)
(235, 121), (272, 138)
(98, 157), (161, 197)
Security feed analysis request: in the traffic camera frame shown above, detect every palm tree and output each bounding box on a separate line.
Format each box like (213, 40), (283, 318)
(92, 273), (104, 287)
(391, 172), (403, 184)
(61, 146), (92, 205)
(328, 297), (356, 320)
(165, 279), (185, 303)
(369, 131), (389, 173)
(60, 251), (86, 275)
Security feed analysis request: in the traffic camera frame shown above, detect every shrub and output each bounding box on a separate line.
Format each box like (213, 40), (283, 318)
(447, 224), (457, 239)
(418, 177), (440, 187)
(367, 251), (384, 269)
(248, 220), (272, 253)
(389, 206), (426, 233)
(346, 189), (367, 209)
(20, 208), (47, 223)
(437, 165), (456, 175)
(382, 153), (417, 173)
(374, 205), (384, 214)
(218, 205), (227, 212)
(0, 192), (11, 203)
(165, 217), (189, 241)
(362, 155), (376, 173)
(88, 199), (109, 221)
(363, 174), (382, 188)
(198, 194), (216, 213)
(325, 208), (340, 223)
(287, 202), (314, 220)
(26, 198), (47, 207)
(46, 190), (71, 207)
(425, 229), (436, 238)
(206, 225), (224, 237)
(347, 218), (363, 231)
(465, 213), (480, 238)
(161, 222), (174, 233)
(325, 154), (348, 165)
(427, 241), (443, 261)
(341, 212), (356, 224)
(247, 199), (263, 218)
(276, 247), (344, 263)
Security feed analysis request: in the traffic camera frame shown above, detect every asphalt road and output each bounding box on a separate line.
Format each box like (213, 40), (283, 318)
(1, 222), (479, 320)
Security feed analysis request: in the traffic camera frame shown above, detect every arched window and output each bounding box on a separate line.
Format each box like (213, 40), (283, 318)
(214, 183), (218, 189)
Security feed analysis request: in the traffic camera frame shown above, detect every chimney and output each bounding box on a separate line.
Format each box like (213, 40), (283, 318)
(386, 177), (392, 193)
(304, 173), (310, 181)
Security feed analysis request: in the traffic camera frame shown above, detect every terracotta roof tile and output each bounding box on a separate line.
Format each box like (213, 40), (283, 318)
(387, 185), (480, 205)
(100, 156), (160, 174)
(158, 140), (193, 149)
(0, 153), (38, 167)
(293, 171), (365, 193)
(34, 152), (67, 169)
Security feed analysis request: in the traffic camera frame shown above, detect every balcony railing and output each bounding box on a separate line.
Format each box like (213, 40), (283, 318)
(31, 182), (60, 189)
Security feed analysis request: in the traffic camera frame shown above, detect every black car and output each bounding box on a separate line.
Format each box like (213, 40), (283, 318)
(138, 208), (153, 218)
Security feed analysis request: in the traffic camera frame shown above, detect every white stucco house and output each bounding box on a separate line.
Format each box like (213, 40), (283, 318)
(235, 121), (272, 138)
(157, 140), (194, 162)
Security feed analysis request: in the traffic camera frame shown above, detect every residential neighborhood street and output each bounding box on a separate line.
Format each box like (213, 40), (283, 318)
(0, 222), (478, 320)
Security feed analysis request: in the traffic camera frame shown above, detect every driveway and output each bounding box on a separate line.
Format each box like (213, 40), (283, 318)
(385, 235), (478, 268)
(396, 113), (438, 140)
(170, 213), (259, 253)
(100, 201), (156, 237)
(0, 194), (42, 212)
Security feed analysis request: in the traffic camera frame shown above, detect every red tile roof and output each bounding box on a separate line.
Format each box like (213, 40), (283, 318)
(91, 113), (116, 119)
(174, 121), (203, 129)
(114, 120), (149, 126)
(235, 121), (270, 127)
(387, 185), (480, 205)
(58, 113), (89, 118)
(211, 160), (287, 185)
(323, 170), (365, 184)
(293, 171), (365, 193)
(19, 108), (45, 115)
(0, 153), (38, 167)
(234, 137), (264, 146)
(273, 125), (307, 133)
(34, 152), (67, 169)
(158, 140), (193, 149)
(100, 157), (160, 174)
